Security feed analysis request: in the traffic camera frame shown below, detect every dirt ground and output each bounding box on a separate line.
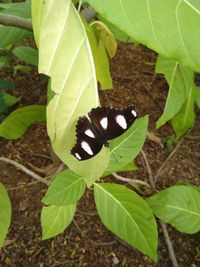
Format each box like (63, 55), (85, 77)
(0, 43), (200, 267)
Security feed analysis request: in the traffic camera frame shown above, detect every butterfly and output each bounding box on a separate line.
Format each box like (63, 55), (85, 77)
(71, 105), (137, 161)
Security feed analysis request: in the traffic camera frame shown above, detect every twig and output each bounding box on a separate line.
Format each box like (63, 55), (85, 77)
(160, 221), (179, 267)
(140, 149), (155, 190)
(0, 157), (48, 185)
(0, 13), (32, 31)
(154, 130), (191, 185)
(112, 172), (151, 188)
(139, 152), (179, 267)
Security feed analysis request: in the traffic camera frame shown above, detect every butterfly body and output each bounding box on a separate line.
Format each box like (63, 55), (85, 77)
(71, 105), (137, 161)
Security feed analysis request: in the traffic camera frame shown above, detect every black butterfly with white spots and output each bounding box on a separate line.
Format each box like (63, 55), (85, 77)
(71, 105), (137, 161)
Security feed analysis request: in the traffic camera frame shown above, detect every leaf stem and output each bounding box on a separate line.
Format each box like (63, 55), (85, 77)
(0, 156), (48, 185)
(0, 13), (32, 31)
(112, 172), (151, 188)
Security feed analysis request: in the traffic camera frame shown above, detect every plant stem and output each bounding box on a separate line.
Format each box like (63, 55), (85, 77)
(140, 151), (179, 267)
(0, 156), (48, 185)
(160, 221), (179, 267)
(112, 172), (151, 187)
(0, 13), (33, 31)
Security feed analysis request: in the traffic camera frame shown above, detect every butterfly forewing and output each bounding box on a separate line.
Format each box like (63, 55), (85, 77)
(71, 106), (137, 161)
(88, 105), (137, 140)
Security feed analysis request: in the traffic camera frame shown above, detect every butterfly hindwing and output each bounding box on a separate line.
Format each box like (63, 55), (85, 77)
(71, 116), (103, 161)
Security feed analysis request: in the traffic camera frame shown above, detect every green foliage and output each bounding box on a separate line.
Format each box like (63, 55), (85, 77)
(85, 0), (200, 72)
(42, 169), (86, 206)
(0, 1), (32, 49)
(0, 105), (46, 139)
(94, 183), (158, 261)
(41, 204), (76, 240)
(162, 134), (177, 152)
(147, 185), (200, 234)
(32, 0), (110, 186)
(84, 19), (113, 89)
(0, 183), (11, 248)
(106, 115), (148, 173)
(0, 78), (19, 122)
(156, 56), (197, 136)
(0, 55), (9, 69)
(0, 78), (14, 89)
(12, 46), (38, 66)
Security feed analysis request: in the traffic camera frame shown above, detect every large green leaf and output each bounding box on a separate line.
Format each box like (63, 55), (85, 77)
(42, 169), (86, 206)
(86, 0), (200, 72)
(106, 116), (148, 173)
(0, 105), (46, 139)
(0, 183), (11, 248)
(94, 183), (157, 261)
(156, 55), (195, 128)
(41, 204), (76, 240)
(172, 85), (195, 137)
(147, 185), (200, 234)
(0, 1), (32, 49)
(12, 46), (38, 66)
(33, 0), (109, 186)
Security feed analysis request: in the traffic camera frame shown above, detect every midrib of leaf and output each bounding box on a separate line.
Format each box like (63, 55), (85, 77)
(184, 0), (200, 14)
(146, 0), (163, 50)
(181, 86), (194, 125)
(45, 1), (69, 74)
(119, 0), (135, 34)
(167, 204), (200, 217)
(45, 207), (64, 237)
(176, 0), (191, 64)
(160, 61), (179, 117)
(46, 177), (83, 199)
(96, 184), (153, 253)
(110, 127), (140, 154)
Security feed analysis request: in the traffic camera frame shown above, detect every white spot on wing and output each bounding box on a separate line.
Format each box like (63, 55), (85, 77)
(75, 153), (81, 160)
(131, 110), (137, 117)
(81, 141), (93, 155)
(100, 117), (108, 129)
(85, 129), (95, 138)
(116, 115), (127, 129)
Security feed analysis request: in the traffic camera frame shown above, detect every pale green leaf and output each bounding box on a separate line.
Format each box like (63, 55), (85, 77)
(34, 0), (109, 187)
(98, 15), (134, 43)
(147, 185), (200, 234)
(0, 183), (11, 248)
(86, 0), (200, 72)
(93, 20), (117, 58)
(0, 105), (46, 139)
(42, 169), (86, 206)
(13, 46), (38, 66)
(94, 183), (158, 261)
(106, 116), (148, 173)
(84, 19), (112, 90)
(41, 204), (76, 240)
(156, 55), (194, 128)
(172, 86), (195, 137)
(95, 39), (112, 89)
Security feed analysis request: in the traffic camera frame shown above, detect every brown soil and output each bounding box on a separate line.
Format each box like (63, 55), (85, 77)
(0, 43), (200, 267)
